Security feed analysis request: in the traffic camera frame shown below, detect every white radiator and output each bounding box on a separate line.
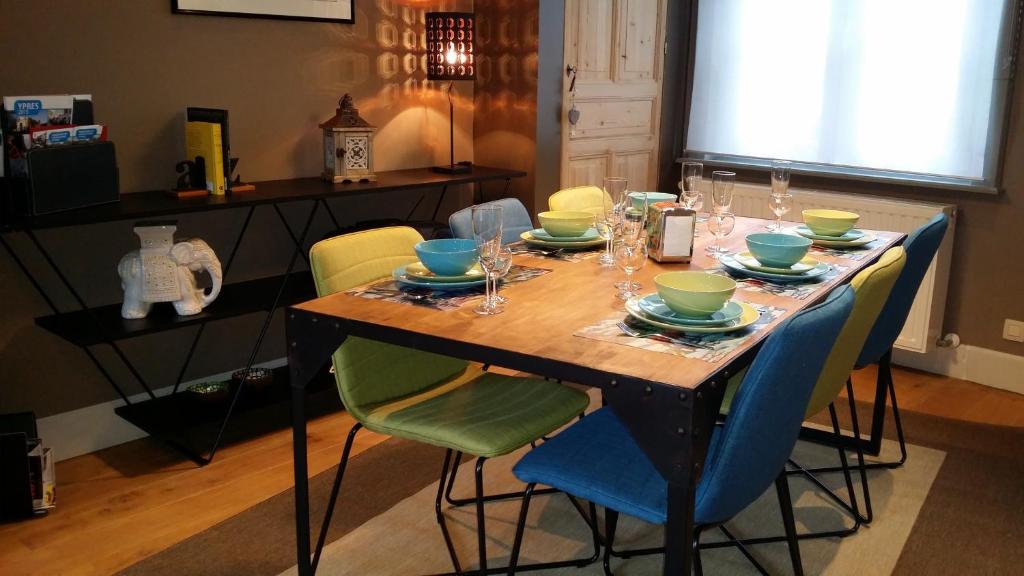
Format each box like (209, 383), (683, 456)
(725, 183), (956, 354)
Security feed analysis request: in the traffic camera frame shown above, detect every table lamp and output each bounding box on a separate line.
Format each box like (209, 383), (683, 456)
(426, 12), (475, 174)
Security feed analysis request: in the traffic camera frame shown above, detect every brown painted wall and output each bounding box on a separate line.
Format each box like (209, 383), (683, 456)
(0, 0), (473, 417)
(472, 0), (540, 213)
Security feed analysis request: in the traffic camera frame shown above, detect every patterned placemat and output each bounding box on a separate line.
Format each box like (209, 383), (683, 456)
(574, 303), (786, 363)
(507, 241), (603, 262)
(345, 264), (551, 311)
(708, 264), (848, 300)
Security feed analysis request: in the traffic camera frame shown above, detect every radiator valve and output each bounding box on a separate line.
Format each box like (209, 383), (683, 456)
(936, 333), (961, 349)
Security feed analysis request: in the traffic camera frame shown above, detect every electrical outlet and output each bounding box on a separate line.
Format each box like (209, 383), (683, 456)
(1004, 319), (1024, 343)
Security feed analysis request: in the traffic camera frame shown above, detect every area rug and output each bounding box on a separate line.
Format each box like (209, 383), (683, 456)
(120, 399), (1024, 575)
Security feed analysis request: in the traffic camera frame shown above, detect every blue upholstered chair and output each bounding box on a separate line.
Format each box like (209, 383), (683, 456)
(855, 213), (949, 466)
(449, 198), (534, 244)
(507, 286), (856, 576)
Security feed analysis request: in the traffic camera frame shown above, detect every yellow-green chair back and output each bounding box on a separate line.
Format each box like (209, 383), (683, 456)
(804, 247), (906, 417)
(548, 185), (612, 217)
(308, 226), (469, 422)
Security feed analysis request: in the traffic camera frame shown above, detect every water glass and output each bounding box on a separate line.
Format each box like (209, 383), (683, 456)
(711, 171), (735, 214)
(492, 244), (513, 304)
(771, 160), (792, 197)
(706, 212), (736, 258)
(599, 176), (629, 267)
(471, 205), (504, 315)
(768, 193), (793, 232)
(614, 241), (647, 301)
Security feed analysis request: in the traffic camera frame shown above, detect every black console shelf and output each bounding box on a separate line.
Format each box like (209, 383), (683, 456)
(1, 166), (524, 465)
(36, 271), (316, 346)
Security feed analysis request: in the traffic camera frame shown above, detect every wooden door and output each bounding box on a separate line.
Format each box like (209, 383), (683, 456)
(561, 0), (667, 191)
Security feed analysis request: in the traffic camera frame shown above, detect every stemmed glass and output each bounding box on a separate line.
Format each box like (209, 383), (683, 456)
(598, 176), (628, 267)
(768, 193), (793, 232)
(491, 245), (513, 304)
(681, 162), (704, 235)
(471, 205), (504, 316)
(615, 192), (646, 294)
(768, 160), (792, 230)
(711, 171), (735, 214)
(614, 241), (647, 301)
(706, 212), (736, 258)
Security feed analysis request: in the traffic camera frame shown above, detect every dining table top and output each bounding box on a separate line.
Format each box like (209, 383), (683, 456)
(293, 216), (904, 392)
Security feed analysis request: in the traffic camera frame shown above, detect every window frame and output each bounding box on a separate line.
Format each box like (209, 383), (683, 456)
(675, 0), (1023, 196)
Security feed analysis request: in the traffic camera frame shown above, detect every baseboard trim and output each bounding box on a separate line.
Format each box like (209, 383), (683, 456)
(36, 358), (288, 462)
(893, 344), (1024, 395)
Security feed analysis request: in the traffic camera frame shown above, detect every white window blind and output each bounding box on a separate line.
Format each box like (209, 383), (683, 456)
(686, 0), (1014, 189)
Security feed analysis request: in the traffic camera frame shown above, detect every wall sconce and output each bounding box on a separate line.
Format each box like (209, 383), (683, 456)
(426, 12), (475, 174)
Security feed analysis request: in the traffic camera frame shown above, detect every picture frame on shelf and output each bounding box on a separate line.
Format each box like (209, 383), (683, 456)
(171, 0), (354, 24)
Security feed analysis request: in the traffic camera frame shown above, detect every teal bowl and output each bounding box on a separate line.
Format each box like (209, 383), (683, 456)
(628, 191), (678, 212)
(414, 239), (479, 276)
(745, 233), (812, 268)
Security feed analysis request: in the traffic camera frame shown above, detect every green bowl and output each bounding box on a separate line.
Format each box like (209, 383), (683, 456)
(802, 209), (860, 237)
(538, 210), (595, 237)
(654, 272), (736, 318)
(745, 233), (812, 268)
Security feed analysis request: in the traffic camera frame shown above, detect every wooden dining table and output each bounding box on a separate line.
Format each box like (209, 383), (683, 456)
(285, 216), (904, 575)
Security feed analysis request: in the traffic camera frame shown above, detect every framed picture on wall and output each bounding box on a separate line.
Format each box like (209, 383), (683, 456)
(172, 0), (354, 24)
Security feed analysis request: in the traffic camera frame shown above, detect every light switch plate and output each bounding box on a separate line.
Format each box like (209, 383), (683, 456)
(1003, 319), (1024, 343)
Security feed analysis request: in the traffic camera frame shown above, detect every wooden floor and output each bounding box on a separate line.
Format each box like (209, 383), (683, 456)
(1, 366), (1022, 576)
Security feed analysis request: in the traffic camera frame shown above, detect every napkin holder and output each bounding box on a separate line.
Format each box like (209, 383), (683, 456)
(647, 203), (695, 263)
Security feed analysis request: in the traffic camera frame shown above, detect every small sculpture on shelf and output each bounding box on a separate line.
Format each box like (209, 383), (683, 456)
(319, 93), (377, 183)
(117, 221), (223, 319)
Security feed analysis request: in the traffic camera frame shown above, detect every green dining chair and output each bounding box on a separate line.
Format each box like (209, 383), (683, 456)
(307, 226), (593, 574)
(722, 246), (906, 541)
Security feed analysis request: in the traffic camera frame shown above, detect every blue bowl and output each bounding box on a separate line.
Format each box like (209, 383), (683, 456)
(414, 239), (479, 276)
(745, 233), (812, 268)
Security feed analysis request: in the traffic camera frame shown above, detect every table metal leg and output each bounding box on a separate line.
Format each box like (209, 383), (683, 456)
(287, 308), (351, 576)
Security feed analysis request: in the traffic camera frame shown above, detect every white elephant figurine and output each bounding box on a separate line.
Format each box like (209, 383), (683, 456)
(117, 222), (223, 319)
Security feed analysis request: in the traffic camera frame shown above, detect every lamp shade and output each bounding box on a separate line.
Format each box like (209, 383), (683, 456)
(426, 12), (475, 81)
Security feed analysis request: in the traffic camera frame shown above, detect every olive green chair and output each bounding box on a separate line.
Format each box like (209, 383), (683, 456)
(722, 246), (906, 539)
(548, 185), (613, 217)
(307, 226), (591, 574)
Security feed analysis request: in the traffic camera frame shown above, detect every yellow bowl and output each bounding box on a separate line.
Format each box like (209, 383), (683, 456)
(802, 209), (860, 237)
(538, 210), (595, 237)
(654, 272), (736, 318)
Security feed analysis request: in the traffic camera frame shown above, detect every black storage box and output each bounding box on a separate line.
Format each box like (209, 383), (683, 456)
(18, 141), (119, 215)
(0, 412), (38, 522)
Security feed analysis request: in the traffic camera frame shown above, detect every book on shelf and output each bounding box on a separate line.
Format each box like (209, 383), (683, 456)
(185, 120), (226, 195)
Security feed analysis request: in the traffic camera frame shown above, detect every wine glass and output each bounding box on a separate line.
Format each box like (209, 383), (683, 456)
(598, 176), (628, 267)
(771, 160), (792, 197)
(614, 240), (647, 301)
(471, 205), (504, 316)
(768, 193), (793, 232)
(711, 171), (735, 214)
(680, 164), (704, 237)
(706, 212), (736, 258)
(491, 244), (513, 304)
(615, 192), (646, 292)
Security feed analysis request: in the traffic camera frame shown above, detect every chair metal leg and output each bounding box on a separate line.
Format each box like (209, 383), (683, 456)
(475, 458), (489, 574)
(776, 474), (805, 576)
(507, 483), (535, 575)
(311, 422), (362, 573)
(692, 528), (703, 576)
(718, 525), (770, 576)
(436, 450), (464, 575)
(445, 452), (558, 507)
(603, 509), (618, 576)
(846, 379), (874, 523)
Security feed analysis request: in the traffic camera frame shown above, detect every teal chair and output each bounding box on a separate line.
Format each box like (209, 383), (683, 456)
(508, 286), (855, 575)
(307, 226), (592, 574)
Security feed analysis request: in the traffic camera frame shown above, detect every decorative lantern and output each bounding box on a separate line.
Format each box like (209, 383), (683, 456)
(319, 94), (377, 183)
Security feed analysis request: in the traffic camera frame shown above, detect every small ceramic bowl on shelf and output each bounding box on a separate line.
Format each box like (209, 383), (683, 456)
(232, 367), (275, 392)
(187, 381), (230, 404)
